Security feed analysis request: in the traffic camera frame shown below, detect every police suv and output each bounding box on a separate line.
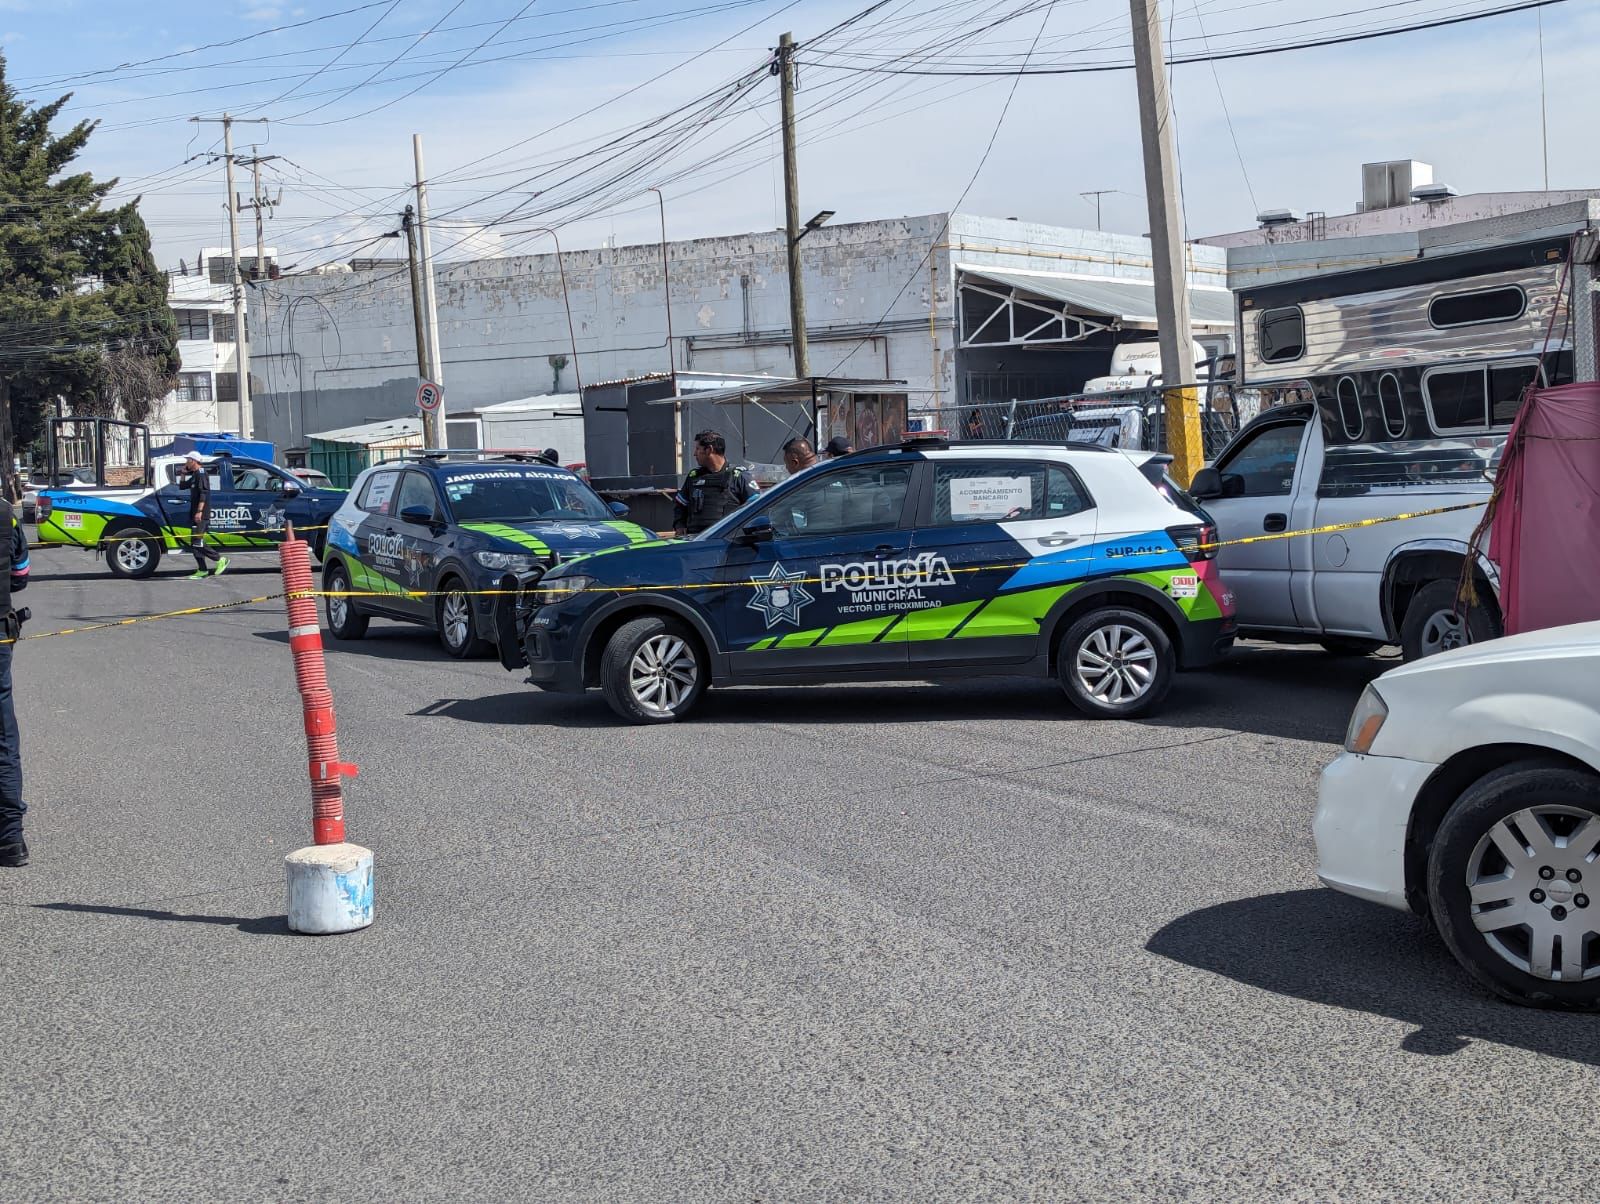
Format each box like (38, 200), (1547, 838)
(321, 454), (656, 657)
(494, 438), (1239, 722)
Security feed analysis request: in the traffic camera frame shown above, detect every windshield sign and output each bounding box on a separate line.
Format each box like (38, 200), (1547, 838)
(442, 467), (610, 523)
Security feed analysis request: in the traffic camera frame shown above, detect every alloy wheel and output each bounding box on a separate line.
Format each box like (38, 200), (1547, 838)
(1467, 805), (1600, 982)
(442, 590), (472, 651)
(628, 634), (698, 717)
(114, 538), (150, 574)
(1420, 607), (1468, 655)
(1074, 623), (1157, 706)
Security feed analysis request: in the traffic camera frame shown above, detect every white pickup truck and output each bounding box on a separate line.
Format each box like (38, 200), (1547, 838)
(1187, 401), (1500, 661)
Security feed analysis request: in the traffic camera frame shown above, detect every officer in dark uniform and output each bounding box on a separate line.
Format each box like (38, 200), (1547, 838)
(0, 496), (31, 868)
(672, 429), (760, 537)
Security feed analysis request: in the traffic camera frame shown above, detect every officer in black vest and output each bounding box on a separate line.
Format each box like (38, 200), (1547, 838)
(673, 429), (760, 537)
(0, 496), (31, 868)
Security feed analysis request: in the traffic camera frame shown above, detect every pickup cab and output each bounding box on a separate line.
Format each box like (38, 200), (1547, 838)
(1188, 402), (1500, 661)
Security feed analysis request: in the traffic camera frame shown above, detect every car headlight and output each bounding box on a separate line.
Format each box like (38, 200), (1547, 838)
(1344, 685), (1389, 754)
(529, 574), (594, 606)
(474, 550), (540, 572)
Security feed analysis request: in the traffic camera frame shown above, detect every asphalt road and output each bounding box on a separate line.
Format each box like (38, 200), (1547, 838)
(3, 547), (1593, 1202)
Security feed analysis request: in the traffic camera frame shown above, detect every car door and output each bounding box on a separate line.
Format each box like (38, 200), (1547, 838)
(908, 457), (1098, 667)
(1204, 416), (1310, 630)
(154, 461), (223, 541)
(388, 470), (449, 619)
(720, 460), (918, 677)
(345, 467), (412, 616)
(222, 461), (296, 547)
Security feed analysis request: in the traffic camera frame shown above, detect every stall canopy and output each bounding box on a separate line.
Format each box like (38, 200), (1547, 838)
(152, 433), (275, 463)
(957, 265), (1235, 348)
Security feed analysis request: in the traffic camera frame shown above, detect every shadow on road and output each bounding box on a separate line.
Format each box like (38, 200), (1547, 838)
(35, 901), (292, 935)
(253, 627), (455, 663)
(1147, 888), (1599, 1067)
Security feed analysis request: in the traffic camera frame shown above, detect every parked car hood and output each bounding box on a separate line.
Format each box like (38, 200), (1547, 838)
(457, 517), (658, 557)
(1384, 620), (1600, 682)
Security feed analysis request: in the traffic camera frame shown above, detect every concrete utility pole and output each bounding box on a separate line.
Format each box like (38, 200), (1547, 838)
(777, 32), (809, 380)
(401, 206), (439, 448)
(1127, 0), (1204, 484)
(412, 134), (447, 444)
(190, 114), (269, 440)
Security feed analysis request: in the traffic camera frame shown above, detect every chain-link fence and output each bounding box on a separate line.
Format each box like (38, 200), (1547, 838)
(912, 384), (1293, 461)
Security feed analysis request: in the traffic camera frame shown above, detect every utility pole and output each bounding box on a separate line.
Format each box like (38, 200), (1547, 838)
(777, 32), (809, 380)
(412, 134), (447, 445)
(1127, 0), (1203, 484)
(241, 148), (281, 280)
(190, 114), (269, 440)
(400, 206), (439, 448)
(1080, 189), (1114, 231)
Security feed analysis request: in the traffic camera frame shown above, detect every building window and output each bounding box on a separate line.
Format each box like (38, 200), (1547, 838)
(212, 313), (245, 343)
(1378, 372), (1406, 439)
(216, 374), (238, 403)
(174, 309), (209, 341)
(1336, 376), (1364, 441)
(1258, 306), (1305, 363)
(1428, 286), (1526, 329)
(174, 373), (213, 403)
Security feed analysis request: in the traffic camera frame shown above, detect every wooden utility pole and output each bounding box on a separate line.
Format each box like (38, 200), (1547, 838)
(401, 206), (439, 448)
(190, 114), (269, 439)
(778, 32), (809, 380)
(1128, 0), (1203, 483)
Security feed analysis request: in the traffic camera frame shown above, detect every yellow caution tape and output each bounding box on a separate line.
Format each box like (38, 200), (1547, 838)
(5, 592), (286, 644)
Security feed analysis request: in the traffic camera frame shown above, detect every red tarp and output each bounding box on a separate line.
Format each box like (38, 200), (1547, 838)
(1487, 381), (1600, 636)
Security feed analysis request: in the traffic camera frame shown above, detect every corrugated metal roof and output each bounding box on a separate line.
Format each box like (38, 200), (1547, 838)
(958, 266), (1235, 328)
(308, 416), (424, 446)
(470, 393), (583, 415)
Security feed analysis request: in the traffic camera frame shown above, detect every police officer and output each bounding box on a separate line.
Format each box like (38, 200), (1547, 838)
(673, 429), (759, 537)
(0, 495), (31, 868)
(177, 451), (229, 579)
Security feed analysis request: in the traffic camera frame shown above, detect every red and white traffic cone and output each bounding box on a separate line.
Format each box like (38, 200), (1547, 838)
(279, 528), (373, 934)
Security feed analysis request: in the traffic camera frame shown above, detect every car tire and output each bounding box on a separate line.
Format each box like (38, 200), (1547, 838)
(1400, 579), (1499, 662)
(105, 527), (161, 579)
(1319, 637), (1384, 657)
(600, 615), (707, 724)
(1056, 607), (1174, 719)
(1426, 760), (1600, 1009)
(437, 577), (489, 659)
(311, 530), (327, 564)
(323, 561), (369, 640)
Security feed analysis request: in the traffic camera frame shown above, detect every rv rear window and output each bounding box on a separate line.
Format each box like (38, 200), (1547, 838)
(1428, 286), (1525, 329)
(1378, 373), (1406, 439)
(1258, 307), (1304, 363)
(1424, 368), (1488, 433)
(1336, 377), (1364, 441)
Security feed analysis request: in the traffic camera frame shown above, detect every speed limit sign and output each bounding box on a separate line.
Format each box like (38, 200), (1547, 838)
(416, 379), (443, 413)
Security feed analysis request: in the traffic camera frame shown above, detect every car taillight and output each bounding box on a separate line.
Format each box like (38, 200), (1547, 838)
(37, 495), (50, 520)
(1167, 523), (1217, 561)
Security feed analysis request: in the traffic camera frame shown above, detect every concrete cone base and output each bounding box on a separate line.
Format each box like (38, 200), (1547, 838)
(285, 842), (374, 934)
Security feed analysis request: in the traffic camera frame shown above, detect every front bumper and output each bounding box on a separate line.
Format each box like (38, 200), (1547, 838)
(1313, 751), (1437, 912)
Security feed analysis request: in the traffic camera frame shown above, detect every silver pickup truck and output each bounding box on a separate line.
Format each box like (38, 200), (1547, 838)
(1187, 401), (1500, 661)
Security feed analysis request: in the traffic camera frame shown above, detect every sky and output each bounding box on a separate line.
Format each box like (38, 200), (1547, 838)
(0, 0), (1592, 271)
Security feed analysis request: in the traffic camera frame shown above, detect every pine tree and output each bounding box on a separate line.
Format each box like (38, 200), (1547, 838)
(0, 55), (178, 492)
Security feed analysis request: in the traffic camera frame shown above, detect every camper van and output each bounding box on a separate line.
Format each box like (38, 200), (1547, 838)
(1080, 339), (1211, 395)
(1193, 226), (1585, 659)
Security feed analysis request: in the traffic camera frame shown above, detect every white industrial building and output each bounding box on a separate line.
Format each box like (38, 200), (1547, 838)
(247, 213), (1231, 454)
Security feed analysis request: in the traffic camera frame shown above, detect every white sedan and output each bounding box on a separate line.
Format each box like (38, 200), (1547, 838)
(1315, 622), (1600, 1008)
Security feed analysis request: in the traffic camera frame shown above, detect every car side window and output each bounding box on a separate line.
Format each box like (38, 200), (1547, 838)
(1217, 421), (1305, 497)
(357, 471), (400, 516)
(396, 471), (440, 518)
(767, 463), (913, 538)
(930, 460), (1090, 525)
(230, 467), (279, 492)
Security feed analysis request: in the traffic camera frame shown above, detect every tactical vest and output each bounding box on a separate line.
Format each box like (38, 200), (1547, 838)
(683, 467), (750, 533)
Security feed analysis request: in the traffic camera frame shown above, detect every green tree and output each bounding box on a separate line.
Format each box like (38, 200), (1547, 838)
(0, 56), (178, 491)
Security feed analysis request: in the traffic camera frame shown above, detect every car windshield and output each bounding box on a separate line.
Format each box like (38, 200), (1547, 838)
(441, 467), (611, 522)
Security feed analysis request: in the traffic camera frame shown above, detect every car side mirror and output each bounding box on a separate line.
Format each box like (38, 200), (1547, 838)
(739, 515), (774, 544)
(608, 500), (630, 518)
(281, 482), (302, 497)
(399, 504), (436, 527)
(1188, 467), (1224, 499)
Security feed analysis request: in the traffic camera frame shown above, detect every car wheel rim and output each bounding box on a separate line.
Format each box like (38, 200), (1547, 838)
(1466, 804), (1600, 982)
(443, 591), (471, 649)
(1420, 607), (1468, 655)
(628, 634), (698, 717)
(1073, 623), (1157, 706)
(115, 539), (149, 572)
(328, 574), (349, 628)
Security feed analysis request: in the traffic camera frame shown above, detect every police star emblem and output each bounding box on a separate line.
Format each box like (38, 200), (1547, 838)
(746, 561), (814, 629)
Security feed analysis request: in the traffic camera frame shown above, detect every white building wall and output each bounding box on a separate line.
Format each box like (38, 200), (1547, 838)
(247, 214), (1228, 451)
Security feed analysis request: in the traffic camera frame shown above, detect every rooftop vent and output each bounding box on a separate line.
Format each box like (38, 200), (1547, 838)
(1256, 209), (1300, 228)
(1410, 182), (1460, 203)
